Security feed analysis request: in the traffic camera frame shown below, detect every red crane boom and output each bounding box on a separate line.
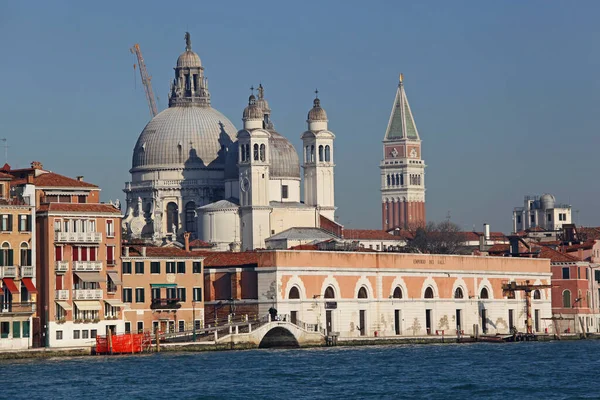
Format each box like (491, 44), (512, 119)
(130, 44), (158, 118)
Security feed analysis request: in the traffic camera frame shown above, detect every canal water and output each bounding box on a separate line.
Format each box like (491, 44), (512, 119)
(4, 340), (599, 399)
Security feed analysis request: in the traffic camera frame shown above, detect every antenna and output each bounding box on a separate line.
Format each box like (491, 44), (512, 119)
(1, 139), (8, 164)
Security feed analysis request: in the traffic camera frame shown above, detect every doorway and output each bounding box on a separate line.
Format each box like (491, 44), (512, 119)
(326, 310), (333, 335)
(359, 310), (366, 336)
(290, 311), (297, 325)
(394, 310), (401, 335)
(508, 309), (514, 332)
(481, 309), (488, 334)
(534, 309), (540, 332)
(160, 320), (168, 333)
(455, 309), (462, 333)
(425, 309), (432, 335)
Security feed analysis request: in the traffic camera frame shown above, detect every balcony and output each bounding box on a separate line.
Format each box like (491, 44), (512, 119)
(0, 266), (16, 279)
(56, 261), (69, 273)
(20, 265), (34, 278)
(150, 298), (181, 310)
(73, 289), (103, 300)
(0, 302), (34, 314)
(56, 290), (69, 300)
(73, 261), (102, 272)
(54, 231), (102, 243)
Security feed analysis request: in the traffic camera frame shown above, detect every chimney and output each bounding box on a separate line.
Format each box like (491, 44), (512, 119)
(484, 223), (490, 241)
(184, 232), (191, 252)
(31, 161), (43, 170)
(124, 246), (129, 257)
(76, 176), (84, 182)
(26, 173), (34, 184)
(141, 247), (146, 257)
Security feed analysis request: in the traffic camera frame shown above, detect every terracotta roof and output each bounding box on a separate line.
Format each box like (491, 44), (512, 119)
(11, 172), (97, 188)
(127, 246), (199, 258)
(0, 172), (13, 180)
(289, 244), (319, 251)
(487, 244), (509, 255)
(189, 239), (214, 249)
(535, 245), (580, 263)
(37, 203), (121, 214)
(319, 214), (343, 237)
(563, 241), (594, 252)
(343, 229), (399, 240)
(579, 227), (600, 241)
(526, 226), (546, 232)
(200, 251), (261, 267)
(463, 231), (507, 242)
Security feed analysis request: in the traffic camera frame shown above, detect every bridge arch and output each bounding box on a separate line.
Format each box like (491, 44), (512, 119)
(258, 326), (300, 348)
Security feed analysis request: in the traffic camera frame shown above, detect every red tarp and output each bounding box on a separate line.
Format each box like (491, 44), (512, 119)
(2, 278), (19, 294)
(96, 332), (152, 354)
(21, 278), (37, 294)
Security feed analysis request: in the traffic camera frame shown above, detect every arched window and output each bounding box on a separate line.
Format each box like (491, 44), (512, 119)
(259, 144), (266, 162)
(20, 242), (30, 267)
(480, 288), (489, 299)
(288, 286), (300, 299)
(166, 202), (179, 234)
(325, 145), (331, 162)
(563, 290), (571, 308)
(240, 144), (245, 162)
(310, 145), (315, 162)
(396, 174), (400, 186)
(318, 145), (324, 162)
(387, 175), (391, 186)
(358, 287), (368, 299)
(418, 175), (421, 185)
(1, 242), (11, 266)
(253, 144), (259, 161)
(305, 146), (310, 162)
(391, 175), (396, 186)
(185, 202), (196, 236)
(393, 287), (402, 299)
(454, 287), (464, 299)
(324, 286), (335, 299)
(533, 290), (541, 300)
(424, 287), (434, 299)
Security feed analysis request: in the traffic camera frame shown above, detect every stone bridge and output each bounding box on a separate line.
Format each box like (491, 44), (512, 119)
(216, 320), (325, 348)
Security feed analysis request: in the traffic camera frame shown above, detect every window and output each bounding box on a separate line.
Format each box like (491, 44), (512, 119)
(82, 330), (89, 339)
(517, 216), (522, 224)
(185, 202), (196, 235)
(393, 287), (402, 299)
(253, 144), (259, 161)
(533, 290), (541, 300)
(193, 262), (201, 274)
(578, 267), (581, 280)
(357, 287), (368, 299)
(0, 322), (8, 338)
(177, 262), (185, 274)
(195, 320), (202, 331)
(107, 276), (117, 294)
(480, 288), (489, 299)
(20, 242), (31, 266)
(454, 288), (464, 299)
(12, 321), (20, 338)
(424, 287), (434, 299)
(151, 262), (160, 274)
(325, 145), (331, 162)
(289, 286), (300, 299)
(152, 321), (159, 333)
(318, 145), (324, 162)
(123, 262), (132, 274)
(586, 268), (589, 280)
(135, 288), (145, 303)
(259, 144), (266, 161)
(530, 215), (535, 223)
(193, 287), (202, 302)
(563, 290), (571, 308)
(125, 322), (131, 334)
(56, 330), (63, 340)
(310, 145), (315, 162)
(135, 262), (144, 274)
(23, 321), (30, 338)
(562, 267), (570, 280)
(547, 214), (552, 222)
(166, 262), (176, 274)
(0, 214), (12, 231)
(167, 288), (177, 300)
(324, 286), (335, 299)
(179, 320), (185, 332)
(166, 202), (179, 234)
(73, 330), (80, 339)
(123, 288), (133, 303)
(281, 185), (289, 199)
(151, 288), (161, 300)
(106, 220), (114, 237)
(137, 322), (144, 333)
(19, 215), (31, 232)
(107, 246), (115, 266)
(0, 242), (13, 266)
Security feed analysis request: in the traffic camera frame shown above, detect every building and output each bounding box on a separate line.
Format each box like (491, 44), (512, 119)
(513, 194), (571, 233)
(204, 250), (552, 337)
(0, 171), (37, 350)
(121, 240), (204, 335)
(380, 75), (426, 231)
(7, 162), (124, 347)
(123, 34), (337, 251)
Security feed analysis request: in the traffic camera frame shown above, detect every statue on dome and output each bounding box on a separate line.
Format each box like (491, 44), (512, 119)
(185, 32), (192, 51)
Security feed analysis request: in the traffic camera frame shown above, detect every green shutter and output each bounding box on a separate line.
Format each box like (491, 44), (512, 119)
(7, 215), (13, 231)
(26, 215), (32, 231)
(7, 249), (13, 266)
(0, 250), (4, 267)
(27, 250), (32, 266)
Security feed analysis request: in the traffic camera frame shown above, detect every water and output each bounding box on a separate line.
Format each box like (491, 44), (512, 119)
(3, 341), (599, 399)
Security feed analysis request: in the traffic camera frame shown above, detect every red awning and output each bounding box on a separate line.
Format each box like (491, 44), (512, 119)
(2, 278), (19, 294)
(21, 278), (37, 294)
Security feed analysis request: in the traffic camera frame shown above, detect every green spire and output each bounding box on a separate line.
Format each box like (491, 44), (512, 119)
(384, 75), (419, 141)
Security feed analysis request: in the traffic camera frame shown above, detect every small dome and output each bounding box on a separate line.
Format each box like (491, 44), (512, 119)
(540, 194), (556, 210)
(269, 131), (300, 178)
(177, 50), (202, 68)
(308, 97), (327, 121)
(243, 95), (263, 120)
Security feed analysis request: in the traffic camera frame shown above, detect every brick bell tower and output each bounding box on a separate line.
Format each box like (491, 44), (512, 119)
(380, 74), (426, 231)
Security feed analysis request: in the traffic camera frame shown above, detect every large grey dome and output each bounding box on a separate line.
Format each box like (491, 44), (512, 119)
(132, 106), (237, 171)
(177, 50), (202, 68)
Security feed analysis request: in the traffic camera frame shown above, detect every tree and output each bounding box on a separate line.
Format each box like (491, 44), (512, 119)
(402, 221), (467, 254)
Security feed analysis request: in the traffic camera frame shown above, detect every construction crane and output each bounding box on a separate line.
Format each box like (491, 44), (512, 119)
(130, 44), (158, 118)
(502, 280), (553, 335)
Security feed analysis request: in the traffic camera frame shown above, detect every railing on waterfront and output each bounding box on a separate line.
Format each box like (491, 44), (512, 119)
(150, 298), (181, 310)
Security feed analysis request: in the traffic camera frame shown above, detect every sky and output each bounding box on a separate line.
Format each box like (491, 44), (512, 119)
(1, 1), (599, 233)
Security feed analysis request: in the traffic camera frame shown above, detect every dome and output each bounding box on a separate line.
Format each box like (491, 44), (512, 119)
(308, 97), (327, 121)
(224, 131), (300, 180)
(540, 194), (556, 210)
(132, 106), (237, 171)
(243, 95), (263, 120)
(177, 50), (202, 68)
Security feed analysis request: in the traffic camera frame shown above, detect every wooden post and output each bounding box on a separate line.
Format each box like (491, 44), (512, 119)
(131, 332), (134, 354)
(155, 329), (160, 352)
(108, 330), (113, 355)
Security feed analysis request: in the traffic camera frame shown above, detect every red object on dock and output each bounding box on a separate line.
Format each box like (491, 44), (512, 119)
(96, 332), (152, 354)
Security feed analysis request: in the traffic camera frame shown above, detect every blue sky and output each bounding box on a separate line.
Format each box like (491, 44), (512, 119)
(1, 1), (599, 233)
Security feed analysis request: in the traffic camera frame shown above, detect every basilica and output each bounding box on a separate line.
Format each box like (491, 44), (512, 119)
(123, 33), (336, 250)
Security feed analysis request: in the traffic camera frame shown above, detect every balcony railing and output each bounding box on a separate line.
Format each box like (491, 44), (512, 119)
(150, 298), (181, 310)
(0, 266), (16, 279)
(73, 261), (102, 272)
(20, 265), (34, 278)
(56, 290), (69, 300)
(73, 289), (103, 300)
(54, 231), (102, 243)
(0, 302), (34, 314)
(56, 261), (69, 273)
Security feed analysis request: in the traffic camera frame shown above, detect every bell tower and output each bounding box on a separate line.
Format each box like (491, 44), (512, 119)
(380, 74), (426, 231)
